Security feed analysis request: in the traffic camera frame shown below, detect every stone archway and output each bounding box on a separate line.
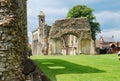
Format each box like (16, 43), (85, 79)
(48, 17), (95, 55)
(61, 34), (78, 55)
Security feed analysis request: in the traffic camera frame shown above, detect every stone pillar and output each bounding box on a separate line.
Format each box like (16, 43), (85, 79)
(0, 0), (28, 81)
(77, 38), (81, 54)
(90, 39), (96, 54)
(55, 39), (62, 54)
(49, 38), (62, 55)
(48, 39), (56, 55)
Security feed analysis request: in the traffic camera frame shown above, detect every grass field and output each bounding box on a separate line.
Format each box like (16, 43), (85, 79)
(31, 54), (120, 81)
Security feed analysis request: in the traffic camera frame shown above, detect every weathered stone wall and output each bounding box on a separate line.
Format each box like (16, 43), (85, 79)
(49, 17), (91, 38)
(0, 0), (28, 81)
(49, 17), (96, 55)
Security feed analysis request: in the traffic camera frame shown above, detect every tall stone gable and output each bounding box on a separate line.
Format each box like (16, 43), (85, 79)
(32, 11), (50, 55)
(0, 0), (28, 81)
(49, 17), (95, 55)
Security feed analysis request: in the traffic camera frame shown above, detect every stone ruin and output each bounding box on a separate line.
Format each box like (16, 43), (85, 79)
(32, 11), (96, 55)
(49, 17), (95, 55)
(32, 11), (50, 56)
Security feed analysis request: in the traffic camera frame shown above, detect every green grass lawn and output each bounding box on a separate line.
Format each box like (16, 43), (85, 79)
(31, 54), (120, 81)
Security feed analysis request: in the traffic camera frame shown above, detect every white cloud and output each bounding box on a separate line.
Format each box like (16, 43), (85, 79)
(27, 0), (100, 9)
(44, 8), (68, 16)
(74, 0), (102, 4)
(27, 0), (101, 18)
(27, 0), (62, 8)
(27, 0), (69, 26)
(97, 29), (120, 41)
(27, 7), (68, 28)
(94, 11), (120, 25)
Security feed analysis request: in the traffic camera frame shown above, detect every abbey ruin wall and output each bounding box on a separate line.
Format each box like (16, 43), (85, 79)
(49, 17), (96, 55)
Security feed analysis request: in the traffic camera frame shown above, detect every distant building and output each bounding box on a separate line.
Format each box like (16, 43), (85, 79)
(32, 11), (51, 55)
(96, 36), (117, 54)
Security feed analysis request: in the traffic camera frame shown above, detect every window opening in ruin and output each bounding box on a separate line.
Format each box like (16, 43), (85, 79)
(61, 34), (78, 55)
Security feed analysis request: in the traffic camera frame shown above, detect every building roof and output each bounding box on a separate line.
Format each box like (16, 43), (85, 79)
(96, 36), (116, 49)
(103, 37), (115, 42)
(100, 36), (115, 43)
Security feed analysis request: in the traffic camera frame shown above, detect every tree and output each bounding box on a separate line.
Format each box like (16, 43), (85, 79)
(66, 5), (101, 40)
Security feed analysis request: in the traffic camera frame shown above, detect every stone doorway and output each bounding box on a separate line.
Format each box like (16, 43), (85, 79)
(61, 34), (78, 55)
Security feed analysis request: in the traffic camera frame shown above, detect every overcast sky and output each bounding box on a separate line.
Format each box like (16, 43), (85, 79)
(27, 0), (120, 43)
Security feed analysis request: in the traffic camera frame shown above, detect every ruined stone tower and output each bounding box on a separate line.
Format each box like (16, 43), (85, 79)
(38, 11), (45, 25)
(0, 0), (28, 81)
(32, 11), (50, 55)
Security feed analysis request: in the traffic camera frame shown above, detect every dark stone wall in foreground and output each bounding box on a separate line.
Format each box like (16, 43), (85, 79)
(0, 0), (28, 81)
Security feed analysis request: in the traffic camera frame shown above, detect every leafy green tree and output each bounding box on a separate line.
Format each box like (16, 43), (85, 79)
(66, 5), (101, 40)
